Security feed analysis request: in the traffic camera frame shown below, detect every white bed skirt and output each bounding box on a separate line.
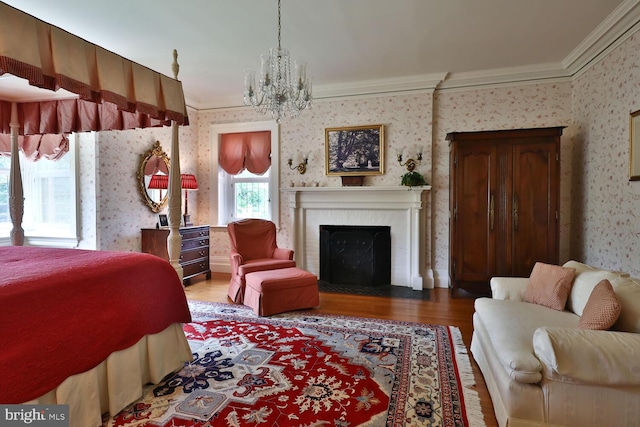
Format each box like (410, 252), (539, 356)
(26, 323), (193, 427)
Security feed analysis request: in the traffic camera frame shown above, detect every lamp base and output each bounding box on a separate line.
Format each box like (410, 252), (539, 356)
(183, 214), (193, 227)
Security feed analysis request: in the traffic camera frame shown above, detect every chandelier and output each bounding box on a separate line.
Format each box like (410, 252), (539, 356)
(243, 0), (312, 122)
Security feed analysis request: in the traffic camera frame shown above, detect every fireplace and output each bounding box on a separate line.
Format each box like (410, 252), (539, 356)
(283, 186), (432, 290)
(319, 225), (391, 286)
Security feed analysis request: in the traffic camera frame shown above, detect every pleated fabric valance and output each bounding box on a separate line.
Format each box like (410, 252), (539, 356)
(0, 133), (67, 161)
(0, 2), (189, 128)
(219, 131), (271, 175)
(0, 99), (170, 136)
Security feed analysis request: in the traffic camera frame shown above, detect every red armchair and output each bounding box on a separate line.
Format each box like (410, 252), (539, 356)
(227, 218), (295, 303)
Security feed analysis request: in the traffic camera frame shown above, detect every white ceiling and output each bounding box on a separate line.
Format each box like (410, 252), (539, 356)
(2, 0), (639, 110)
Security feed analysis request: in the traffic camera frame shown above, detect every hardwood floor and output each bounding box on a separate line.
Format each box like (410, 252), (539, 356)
(184, 273), (499, 427)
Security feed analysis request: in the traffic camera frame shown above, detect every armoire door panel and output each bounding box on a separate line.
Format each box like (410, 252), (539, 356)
(455, 146), (495, 282)
(512, 142), (559, 276)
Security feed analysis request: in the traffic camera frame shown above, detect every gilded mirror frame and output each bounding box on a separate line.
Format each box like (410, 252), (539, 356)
(137, 141), (170, 213)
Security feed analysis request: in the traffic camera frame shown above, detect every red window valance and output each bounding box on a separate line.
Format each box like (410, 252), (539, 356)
(0, 133), (68, 161)
(219, 131), (271, 175)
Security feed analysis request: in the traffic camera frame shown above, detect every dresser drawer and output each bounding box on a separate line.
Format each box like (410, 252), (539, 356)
(181, 237), (209, 251)
(180, 227), (209, 240)
(182, 259), (209, 278)
(179, 247), (209, 264)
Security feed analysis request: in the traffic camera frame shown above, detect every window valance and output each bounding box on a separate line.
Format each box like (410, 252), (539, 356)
(0, 133), (68, 161)
(219, 131), (271, 175)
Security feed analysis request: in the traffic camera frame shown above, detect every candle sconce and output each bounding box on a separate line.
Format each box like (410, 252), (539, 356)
(288, 157), (308, 174)
(397, 152), (422, 172)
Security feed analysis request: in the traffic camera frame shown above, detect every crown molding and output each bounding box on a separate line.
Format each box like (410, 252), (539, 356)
(563, 0), (640, 76)
(188, 0), (640, 111)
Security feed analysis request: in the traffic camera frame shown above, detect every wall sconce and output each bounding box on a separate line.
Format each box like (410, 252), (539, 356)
(397, 152), (422, 172)
(288, 157), (308, 174)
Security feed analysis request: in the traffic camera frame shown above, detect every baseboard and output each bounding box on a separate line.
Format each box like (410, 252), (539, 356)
(210, 255), (231, 274)
(433, 269), (450, 289)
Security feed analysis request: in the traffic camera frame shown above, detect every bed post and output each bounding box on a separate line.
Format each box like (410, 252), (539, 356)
(167, 49), (184, 282)
(9, 101), (24, 246)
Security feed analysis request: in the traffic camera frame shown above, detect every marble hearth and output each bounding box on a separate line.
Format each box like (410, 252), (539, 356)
(282, 186), (432, 290)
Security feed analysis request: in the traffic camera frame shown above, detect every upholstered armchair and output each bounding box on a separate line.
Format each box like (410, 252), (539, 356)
(227, 218), (295, 303)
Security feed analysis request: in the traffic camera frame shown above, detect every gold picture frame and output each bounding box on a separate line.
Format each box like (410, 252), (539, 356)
(325, 124), (385, 176)
(630, 110), (640, 181)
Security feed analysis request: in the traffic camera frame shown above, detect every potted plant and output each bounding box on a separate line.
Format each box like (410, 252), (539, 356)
(400, 171), (427, 187)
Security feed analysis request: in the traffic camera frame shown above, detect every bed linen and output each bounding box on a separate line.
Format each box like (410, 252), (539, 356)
(0, 246), (193, 405)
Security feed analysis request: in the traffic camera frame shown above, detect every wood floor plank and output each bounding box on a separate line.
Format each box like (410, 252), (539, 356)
(184, 274), (499, 427)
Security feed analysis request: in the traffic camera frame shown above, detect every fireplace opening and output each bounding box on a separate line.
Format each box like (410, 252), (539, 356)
(319, 225), (391, 287)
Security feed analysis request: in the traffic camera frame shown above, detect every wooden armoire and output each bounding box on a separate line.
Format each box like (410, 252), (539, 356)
(447, 127), (563, 297)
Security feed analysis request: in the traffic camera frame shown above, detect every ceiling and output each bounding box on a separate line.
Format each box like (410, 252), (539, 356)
(2, 0), (639, 110)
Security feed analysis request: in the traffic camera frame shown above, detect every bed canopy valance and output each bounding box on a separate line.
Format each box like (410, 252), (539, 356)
(0, 1), (188, 280)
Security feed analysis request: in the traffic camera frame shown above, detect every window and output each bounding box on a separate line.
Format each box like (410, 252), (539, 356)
(220, 167), (271, 224)
(0, 135), (78, 246)
(211, 121), (279, 227)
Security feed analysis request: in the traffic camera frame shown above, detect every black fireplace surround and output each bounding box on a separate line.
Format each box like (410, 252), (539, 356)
(319, 225), (391, 287)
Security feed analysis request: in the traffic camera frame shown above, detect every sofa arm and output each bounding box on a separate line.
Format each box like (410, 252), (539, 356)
(533, 327), (640, 386)
(490, 277), (528, 301)
(273, 247), (294, 260)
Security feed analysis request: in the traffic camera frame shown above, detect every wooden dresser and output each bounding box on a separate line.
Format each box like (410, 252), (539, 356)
(141, 225), (211, 285)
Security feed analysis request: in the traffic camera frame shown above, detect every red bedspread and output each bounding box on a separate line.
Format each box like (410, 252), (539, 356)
(0, 246), (192, 403)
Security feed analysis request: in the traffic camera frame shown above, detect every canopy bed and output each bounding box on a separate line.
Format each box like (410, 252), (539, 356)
(0, 3), (193, 426)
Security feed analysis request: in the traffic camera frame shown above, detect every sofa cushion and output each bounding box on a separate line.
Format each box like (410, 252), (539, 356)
(563, 260), (629, 316)
(525, 262), (576, 311)
(610, 276), (640, 333)
(474, 298), (579, 384)
(578, 280), (621, 330)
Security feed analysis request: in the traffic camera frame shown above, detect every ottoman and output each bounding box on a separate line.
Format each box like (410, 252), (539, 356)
(244, 267), (319, 316)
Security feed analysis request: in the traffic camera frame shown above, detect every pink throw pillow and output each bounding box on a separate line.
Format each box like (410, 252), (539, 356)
(578, 280), (621, 330)
(525, 262), (576, 311)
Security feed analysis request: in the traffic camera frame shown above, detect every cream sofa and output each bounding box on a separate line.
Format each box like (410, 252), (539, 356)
(470, 261), (640, 427)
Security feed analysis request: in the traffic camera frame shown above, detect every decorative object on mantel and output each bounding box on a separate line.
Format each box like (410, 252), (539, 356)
(243, 0), (312, 123)
(287, 156), (308, 174)
(630, 109), (640, 181)
(341, 175), (365, 186)
(400, 171), (427, 187)
(325, 124), (385, 177)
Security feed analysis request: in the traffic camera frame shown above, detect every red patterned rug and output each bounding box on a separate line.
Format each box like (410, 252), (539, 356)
(105, 301), (485, 427)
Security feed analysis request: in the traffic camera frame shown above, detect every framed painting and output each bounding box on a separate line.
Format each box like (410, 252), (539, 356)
(325, 124), (384, 176)
(630, 110), (640, 181)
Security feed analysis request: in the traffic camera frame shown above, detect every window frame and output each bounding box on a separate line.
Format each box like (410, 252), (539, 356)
(0, 134), (79, 247)
(210, 121), (279, 227)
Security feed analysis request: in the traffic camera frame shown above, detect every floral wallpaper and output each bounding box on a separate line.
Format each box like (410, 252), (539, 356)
(77, 107), (199, 252)
(85, 30), (640, 281)
(571, 31), (640, 277)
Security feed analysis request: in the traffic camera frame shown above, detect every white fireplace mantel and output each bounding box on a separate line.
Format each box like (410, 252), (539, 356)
(282, 186), (432, 290)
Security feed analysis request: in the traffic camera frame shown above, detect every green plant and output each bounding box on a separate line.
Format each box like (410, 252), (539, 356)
(400, 171), (427, 187)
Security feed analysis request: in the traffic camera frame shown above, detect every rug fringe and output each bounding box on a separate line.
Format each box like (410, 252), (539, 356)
(449, 326), (487, 427)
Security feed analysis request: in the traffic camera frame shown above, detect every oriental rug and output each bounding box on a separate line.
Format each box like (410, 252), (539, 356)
(105, 301), (485, 427)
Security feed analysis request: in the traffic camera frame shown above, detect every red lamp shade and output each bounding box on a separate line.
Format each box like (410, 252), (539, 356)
(180, 173), (198, 190)
(147, 174), (169, 190)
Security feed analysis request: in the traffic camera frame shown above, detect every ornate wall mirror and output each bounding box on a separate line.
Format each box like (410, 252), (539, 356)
(137, 141), (170, 213)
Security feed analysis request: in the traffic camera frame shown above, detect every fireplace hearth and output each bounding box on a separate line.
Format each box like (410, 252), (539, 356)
(319, 225), (391, 287)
